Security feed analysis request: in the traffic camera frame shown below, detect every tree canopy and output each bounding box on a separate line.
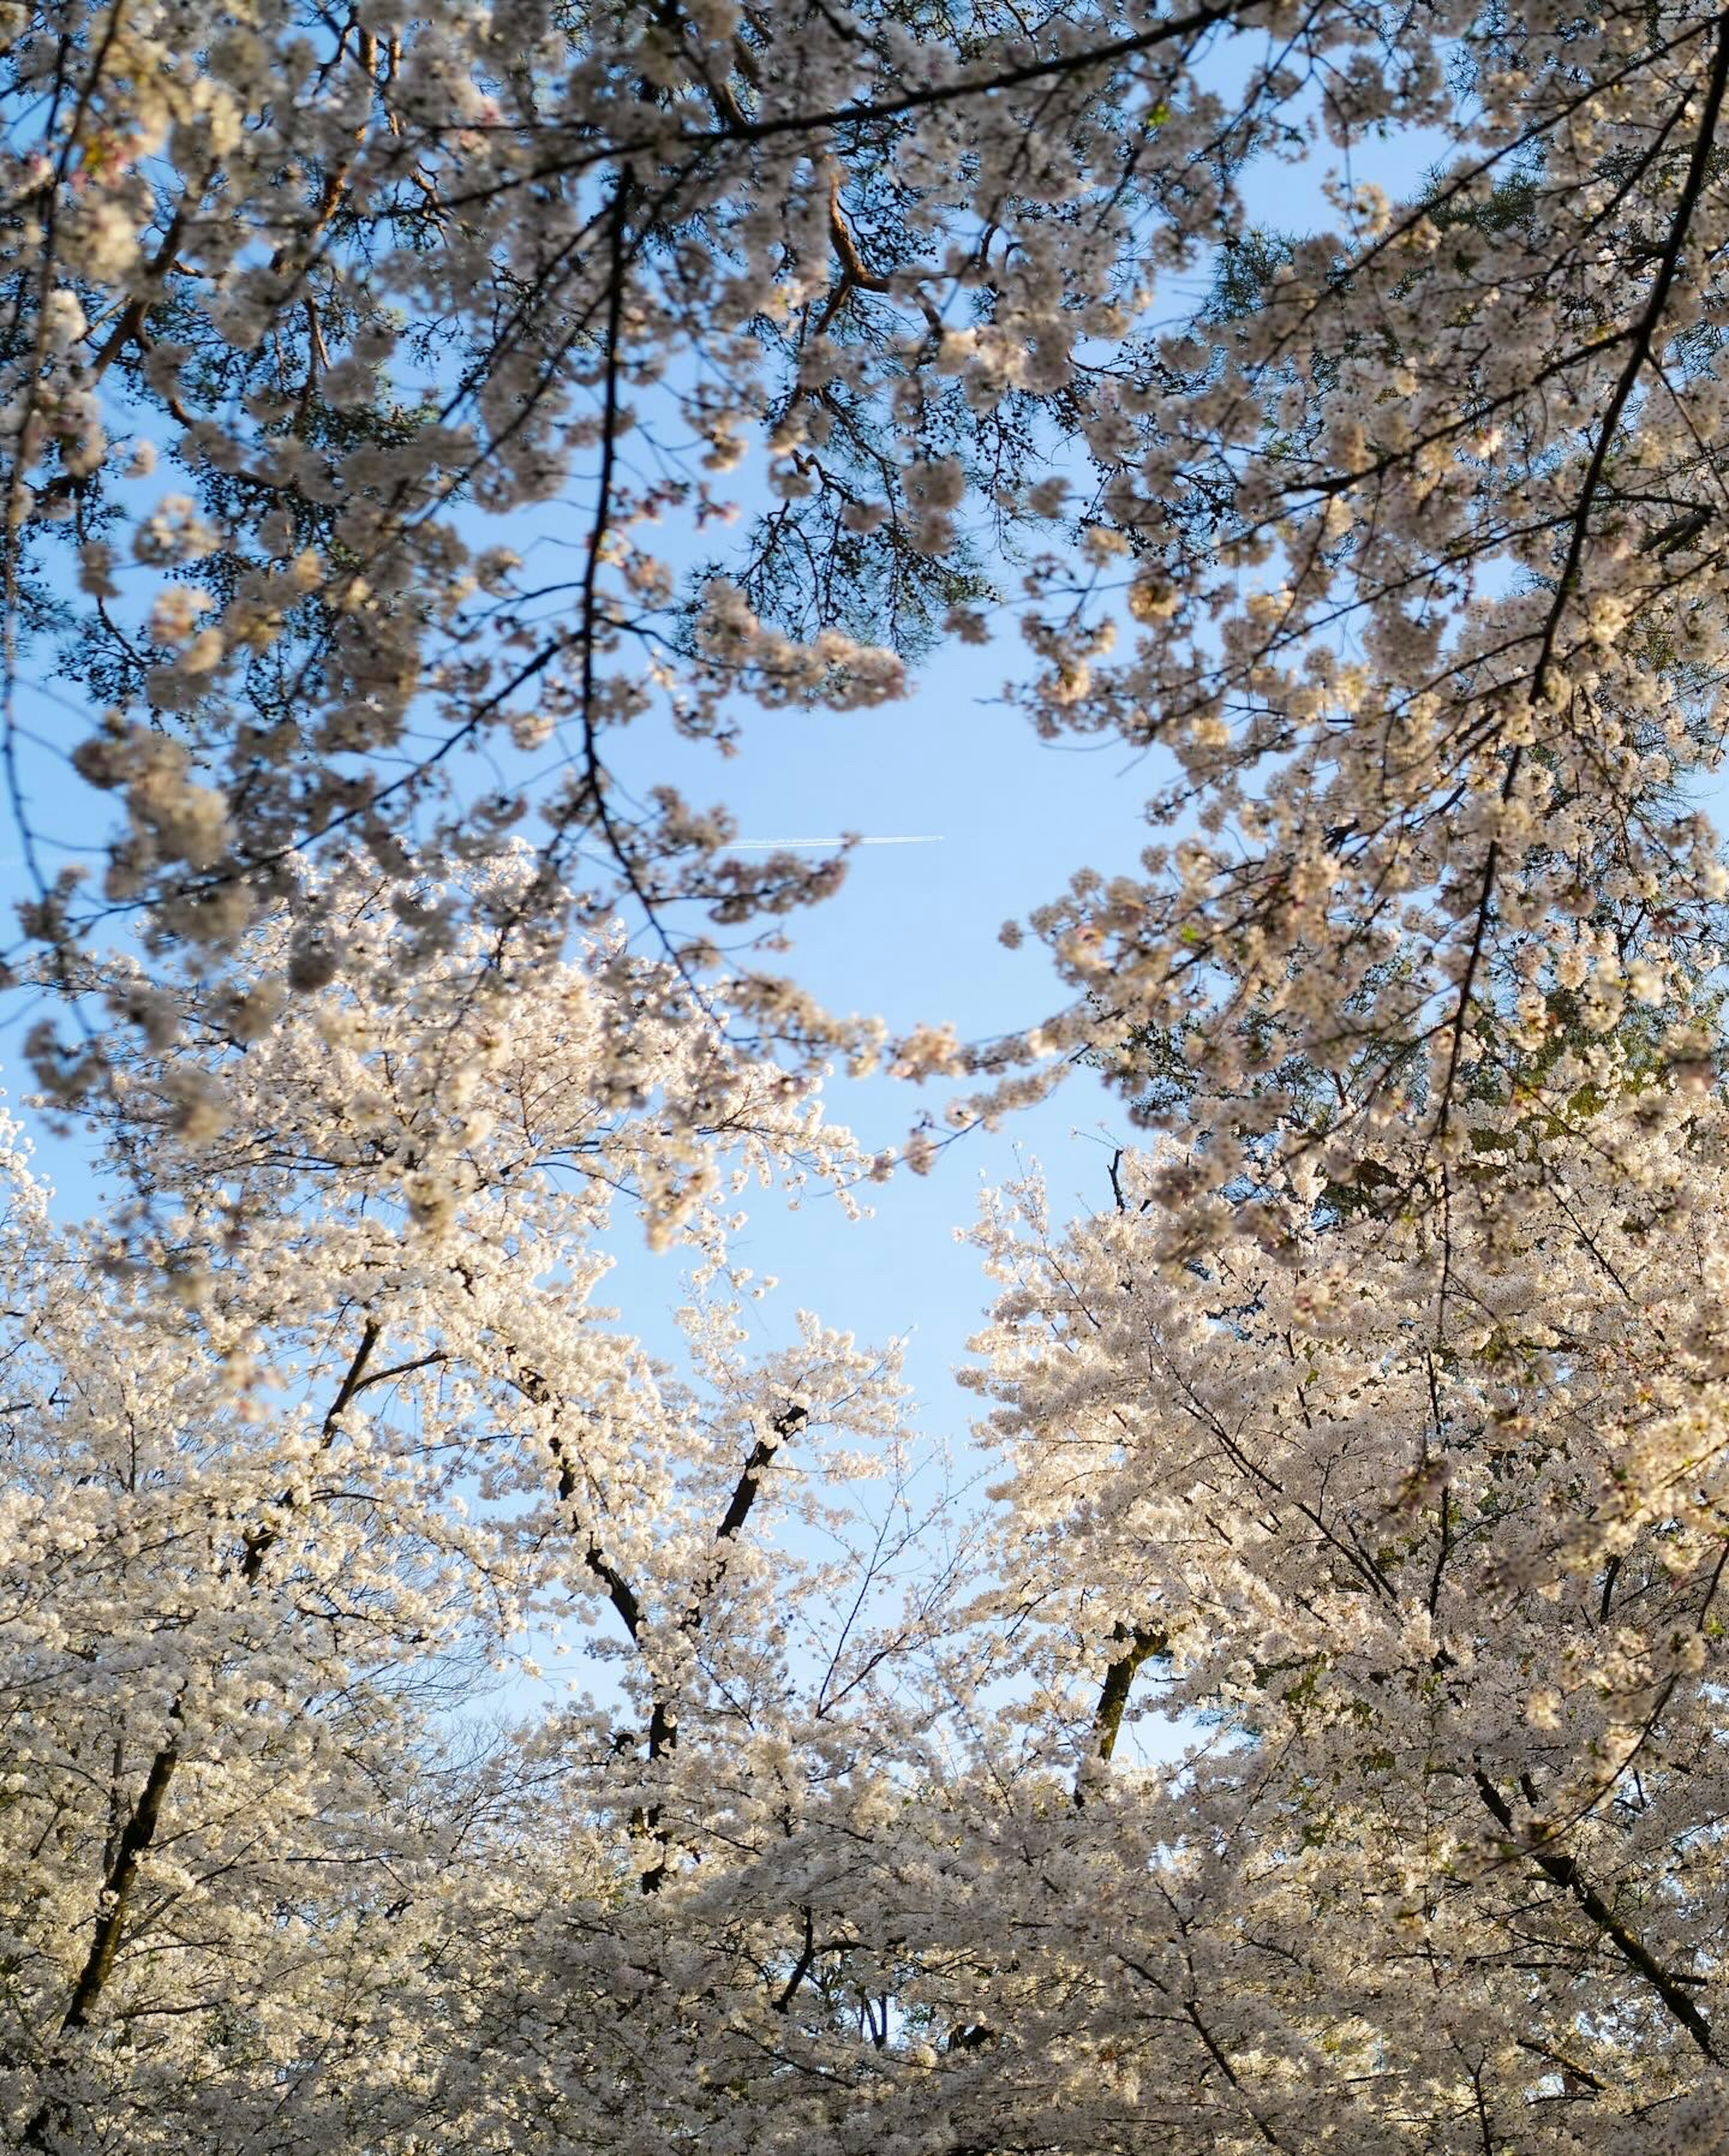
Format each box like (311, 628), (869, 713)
(5, 0), (1729, 2148)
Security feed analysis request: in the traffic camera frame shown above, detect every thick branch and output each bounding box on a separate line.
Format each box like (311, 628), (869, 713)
(1092, 1624), (1168, 1766)
(1530, 8), (1729, 701)
(21, 1723), (182, 2148)
(685, 1402), (807, 1629)
(240, 1317), (381, 1584)
(22, 1314), (391, 2142)
(1182, 1998), (1286, 2150)
(1474, 1769), (1716, 2061)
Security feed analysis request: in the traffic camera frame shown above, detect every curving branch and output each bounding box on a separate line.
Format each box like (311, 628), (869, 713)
(1092, 1622), (1168, 1765)
(1473, 1769), (1716, 2062)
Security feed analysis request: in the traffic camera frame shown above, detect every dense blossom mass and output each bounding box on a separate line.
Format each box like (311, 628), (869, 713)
(5, 0), (1729, 2148)
(8, 890), (1729, 2151)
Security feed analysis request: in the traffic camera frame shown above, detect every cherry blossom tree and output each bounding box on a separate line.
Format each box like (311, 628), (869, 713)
(1, 867), (959, 2153)
(4, 0), (1727, 1142)
(6, 0), (1729, 2146)
(959, 1050), (1729, 2145)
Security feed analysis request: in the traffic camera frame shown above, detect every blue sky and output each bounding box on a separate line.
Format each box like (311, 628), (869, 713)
(597, 629), (1162, 1441)
(579, 100), (1464, 1431)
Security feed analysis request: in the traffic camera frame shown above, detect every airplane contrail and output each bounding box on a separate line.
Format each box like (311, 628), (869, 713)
(729, 835), (944, 849)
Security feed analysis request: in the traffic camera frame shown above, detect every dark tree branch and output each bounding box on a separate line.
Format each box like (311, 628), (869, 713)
(1473, 1769), (1716, 2061)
